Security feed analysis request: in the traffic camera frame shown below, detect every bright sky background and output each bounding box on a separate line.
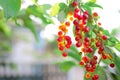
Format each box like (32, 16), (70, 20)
(22, 0), (120, 41)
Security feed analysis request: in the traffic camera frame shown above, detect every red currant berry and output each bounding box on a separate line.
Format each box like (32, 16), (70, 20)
(65, 21), (70, 26)
(74, 12), (78, 18)
(110, 63), (115, 68)
(83, 26), (89, 32)
(65, 44), (70, 49)
(59, 46), (64, 51)
(82, 56), (89, 63)
(77, 15), (82, 20)
(58, 31), (63, 36)
(62, 52), (68, 57)
(57, 37), (62, 42)
(84, 37), (90, 42)
(99, 46), (104, 51)
(72, 1), (78, 7)
(93, 12), (98, 17)
(79, 61), (84, 65)
(88, 48), (93, 53)
(65, 36), (71, 40)
(93, 74), (99, 80)
(102, 54), (107, 60)
(75, 25), (80, 31)
(74, 8), (80, 13)
(75, 36), (80, 41)
(93, 56), (98, 60)
(102, 35), (107, 40)
(73, 20), (79, 25)
(96, 41), (101, 47)
(76, 42), (82, 47)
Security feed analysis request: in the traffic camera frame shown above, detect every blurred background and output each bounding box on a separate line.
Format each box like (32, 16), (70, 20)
(0, 0), (120, 80)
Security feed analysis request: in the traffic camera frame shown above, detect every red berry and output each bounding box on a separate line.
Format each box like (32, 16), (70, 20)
(65, 21), (70, 26)
(88, 48), (93, 53)
(93, 74), (99, 80)
(59, 46), (64, 51)
(77, 15), (82, 20)
(96, 41), (101, 47)
(102, 35), (107, 40)
(99, 46), (104, 51)
(93, 12), (98, 17)
(75, 25), (80, 31)
(110, 63), (115, 68)
(65, 44), (70, 49)
(82, 14), (88, 20)
(74, 12), (78, 18)
(58, 31), (63, 36)
(57, 37), (62, 42)
(76, 42), (82, 47)
(102, 54), (107, 60)
(79, 61), (84, 65)
(93, 56), (98, 60)
(73, 20), (79, 25)
(72, 1), (78, 7)
(75, 36), (80, 41)
(84, 37), (90, 42)
(84, 42), (89, 47)
(83, 26), (89, 32)
(65, 36), (71, 40)
(62, 52), (68, 57)
(82, 56), (89, 63)
(74, 8), (80, 13)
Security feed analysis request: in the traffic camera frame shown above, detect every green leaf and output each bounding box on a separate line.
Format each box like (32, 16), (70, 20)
(26, 5), (53, 24)
(68, 46), (81, 61)
(107, 37), (119, 47)
(88, 0), (97, 3)
(114, 57), (120, 73)
(57, 11), (65, 23)
(59, 3), (67, 12)
(103, 30), (110, 36)
(115, 43), (120, 52)
(23, 17), (38, 41)
(0, 0), (21, 18)
(50, 3), (60, 16)
(57, 61), (76, 72)
(111, 27), (120, 36)
(85, 2), (103, 9)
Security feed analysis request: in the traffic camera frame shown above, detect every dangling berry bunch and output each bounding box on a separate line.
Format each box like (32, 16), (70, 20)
(56, 0), (118, 80)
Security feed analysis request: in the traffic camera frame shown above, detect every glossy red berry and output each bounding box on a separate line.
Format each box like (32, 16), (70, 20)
(84, 37), (90, 42)
(82, 56), (89, 63)
(73, 20), (79, 25)
(93, 74), (99, 80)
(72, 1), (78, 7)
(88, 48), (93, 53)
(74, 8), (80, 13)
(93, 12), (98, 17)
(76, 42), (82, 47)
(99, 46), (104, 51)
(84, 26), (89, 32)
(79, 61), (84, 65)
(102, 35), (107, 40)
(96, 41), (101, 47)
(58, 31), (63, 36)
(59, 46), (64, 51)
(93, 56), (98, 60)
(110, 63), (115, 68)
(62, 52), (68, 57)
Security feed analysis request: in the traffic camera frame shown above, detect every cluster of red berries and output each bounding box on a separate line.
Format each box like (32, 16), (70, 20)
(57, 18), (72, 57)
(57, 0), (115, 79)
